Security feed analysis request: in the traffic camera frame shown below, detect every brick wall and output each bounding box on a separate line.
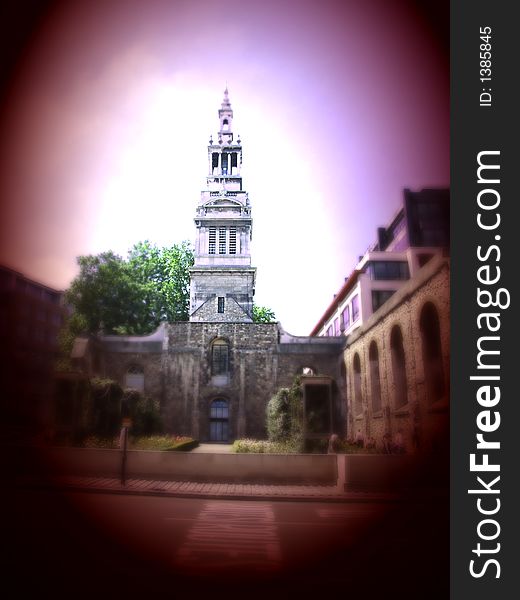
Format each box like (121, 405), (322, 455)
(343, 257), (450, 453)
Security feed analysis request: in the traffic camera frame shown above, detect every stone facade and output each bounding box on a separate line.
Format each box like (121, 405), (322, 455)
(68, 259), (449, 448)
(342, 256), (450, 453)
(92, 322), (344, 442)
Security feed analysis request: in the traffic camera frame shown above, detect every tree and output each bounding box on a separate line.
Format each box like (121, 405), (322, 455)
(252, 305), (277, 323)
(65, 241), (194, 336)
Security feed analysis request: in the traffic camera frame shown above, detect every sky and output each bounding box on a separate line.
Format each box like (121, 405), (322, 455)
(0, 0), (448, 335)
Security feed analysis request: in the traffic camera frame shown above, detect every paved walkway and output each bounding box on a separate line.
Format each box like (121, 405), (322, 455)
(189, 444), (233, 453)
(16, 474), (401, 503)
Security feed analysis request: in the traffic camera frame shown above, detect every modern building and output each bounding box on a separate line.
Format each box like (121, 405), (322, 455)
(310, 188), (449, 338)
(0, 264), (65, 436)
(341, 255), (450, 453)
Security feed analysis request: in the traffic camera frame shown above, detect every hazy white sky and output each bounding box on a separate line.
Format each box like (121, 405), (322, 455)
(0, 0), (448, 335)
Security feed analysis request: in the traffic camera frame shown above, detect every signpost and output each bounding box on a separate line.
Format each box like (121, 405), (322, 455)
(120, 417), (131, 486)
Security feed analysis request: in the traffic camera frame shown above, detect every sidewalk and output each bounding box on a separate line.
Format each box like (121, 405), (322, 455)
(16, 474), (403, 503)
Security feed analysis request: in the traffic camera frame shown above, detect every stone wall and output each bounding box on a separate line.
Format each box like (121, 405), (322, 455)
(97, 322), (344, 442)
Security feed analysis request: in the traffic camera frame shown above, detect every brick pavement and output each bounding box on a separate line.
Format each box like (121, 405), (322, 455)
(16, 474), (401, 503)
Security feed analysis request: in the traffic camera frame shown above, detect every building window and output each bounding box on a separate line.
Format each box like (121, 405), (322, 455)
(218, 227), (227, 254)
(221, 153), (228, 174)
(367, 261), (409, 281)
(369, 341), (382, 413)
(301, 366), (316, 375)
(209, 227), (216, 254)
(351, 295), (360, 322)
(217, 297), (225, 313)
(341, 305), (350, 331)
(211, 339), (229, 375)
(417, 253), (434, 268)
(353, 353), (363, 416)
(212, 153), (219, 170)
(125, 365), (144, 392)
(372, 290), (396, 312)
(229, 226), (237, 254)
(420, 302), (445, 403)
(390, 326), (408, 408)
(333, 317), (340, 336)
(326, 325), (333, 337)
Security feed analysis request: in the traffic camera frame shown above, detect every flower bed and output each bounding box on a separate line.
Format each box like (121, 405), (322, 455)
(81, 435), (198, 451)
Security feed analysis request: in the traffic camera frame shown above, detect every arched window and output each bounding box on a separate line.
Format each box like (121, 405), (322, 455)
(353, 353), (363, 416)
(420, 302), (445, 403)
(210, 398), (229, 441)
(390, 326), (408, 408)
(211, 339), (229, 375)
(125, 365), (144, 392)
(369, 341), (382, 413)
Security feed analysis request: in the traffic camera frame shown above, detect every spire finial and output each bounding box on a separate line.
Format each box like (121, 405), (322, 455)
(222, 85), (231, 109)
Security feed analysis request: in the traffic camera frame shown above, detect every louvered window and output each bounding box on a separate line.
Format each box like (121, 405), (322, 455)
(219, 227), (227, 254)
(208, 227), (216, 254)
(229, 227), (237, 254)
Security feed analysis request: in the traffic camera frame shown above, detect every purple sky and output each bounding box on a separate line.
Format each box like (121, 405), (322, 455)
(0, 0), (448, 334)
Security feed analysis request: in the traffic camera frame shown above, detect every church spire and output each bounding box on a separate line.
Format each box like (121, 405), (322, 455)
(218, 86), (233, 143)
(189, 90), (256, 323)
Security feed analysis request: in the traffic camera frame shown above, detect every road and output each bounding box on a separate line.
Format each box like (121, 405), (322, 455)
(5, 488), (448, 598)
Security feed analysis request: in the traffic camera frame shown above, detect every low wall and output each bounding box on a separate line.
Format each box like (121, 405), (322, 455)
(27, 447), (338, 485)
(343, 453), (448, 491)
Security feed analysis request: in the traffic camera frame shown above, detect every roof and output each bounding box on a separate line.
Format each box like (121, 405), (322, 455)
(309, 270), (360, 336)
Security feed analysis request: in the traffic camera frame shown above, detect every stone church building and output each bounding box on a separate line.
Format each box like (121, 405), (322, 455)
(71, 90), (345, 443)
(68, 89), (449, 451)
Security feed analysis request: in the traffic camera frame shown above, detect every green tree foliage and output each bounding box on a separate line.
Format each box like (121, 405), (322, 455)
(252, 305), (277, 323)
(122, 388), (163, 436)
(65, 241), (194, 336)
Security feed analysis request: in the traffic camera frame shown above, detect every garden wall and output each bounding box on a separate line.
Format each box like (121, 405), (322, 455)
(28, 447), (338, 485)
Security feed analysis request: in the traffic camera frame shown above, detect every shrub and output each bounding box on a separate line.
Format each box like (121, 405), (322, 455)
(231, 438), (300, 454)
(266, 389), (291, 442)
(265, 375), (304, 451)
(82, 435), (119, 449)
(89, 378), (124, 438)
(80, 434), (197, 451)
(122, 388), (163, 436)
(130, 435), (196, 451)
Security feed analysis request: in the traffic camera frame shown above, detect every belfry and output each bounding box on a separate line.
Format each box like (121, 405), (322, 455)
(189, 88), (256, 322)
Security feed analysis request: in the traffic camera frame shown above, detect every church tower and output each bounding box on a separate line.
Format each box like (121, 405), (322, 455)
(189, 89), (256, 322)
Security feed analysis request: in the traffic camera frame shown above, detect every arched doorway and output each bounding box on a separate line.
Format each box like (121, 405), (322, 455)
(209, 398), (229, 442)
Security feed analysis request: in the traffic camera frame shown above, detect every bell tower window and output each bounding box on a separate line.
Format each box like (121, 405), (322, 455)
(208, 227), (216, 254)
(218, 227), (227, 254)
(229, 227), (237, 254)
(221, 153), (228, 175)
